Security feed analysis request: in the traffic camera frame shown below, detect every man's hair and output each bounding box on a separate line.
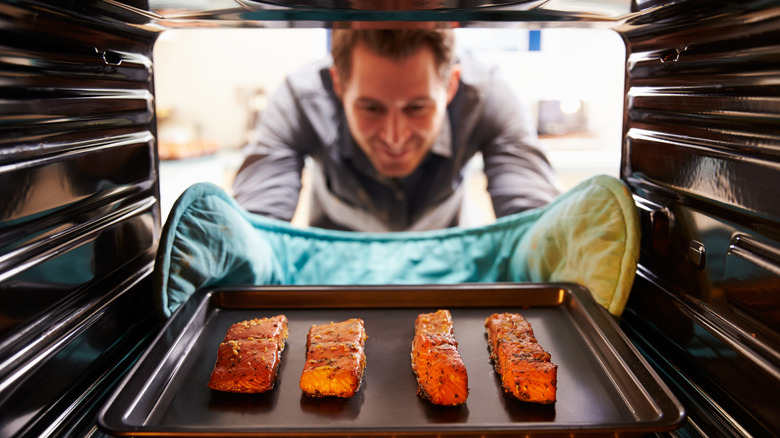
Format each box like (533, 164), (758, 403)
(331, 28), (456, 85)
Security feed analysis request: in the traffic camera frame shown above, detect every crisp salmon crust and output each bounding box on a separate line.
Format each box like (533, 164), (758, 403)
(207, 315), (288, 393)
(411, 309), (469, 406)
(484, 313), (557, 404)
(299, 318), (367, 398)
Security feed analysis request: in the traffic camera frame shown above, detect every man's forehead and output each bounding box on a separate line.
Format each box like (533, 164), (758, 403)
(354, 95), (437, 105)
(346, 44), (440, 82)
(350, 42), (434, 65)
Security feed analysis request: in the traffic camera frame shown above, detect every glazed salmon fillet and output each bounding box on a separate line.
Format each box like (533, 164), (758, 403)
(208, 315), (288, 393)
(484, 313), (557, 404)
(411, 309), (469, 406)
(300, 318), (367, 398)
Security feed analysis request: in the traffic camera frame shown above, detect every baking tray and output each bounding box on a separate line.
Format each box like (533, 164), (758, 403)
(98, 283), (684, 436)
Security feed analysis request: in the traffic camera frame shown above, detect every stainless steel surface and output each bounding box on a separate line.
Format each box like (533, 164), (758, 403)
(240, 0), (545, 10)
(88, 0), (632, 30)
(99, 284), (684, 436)
(1, 1), (778, 437)
(621, 2), (780, 436)
(0, 2), (162, 436)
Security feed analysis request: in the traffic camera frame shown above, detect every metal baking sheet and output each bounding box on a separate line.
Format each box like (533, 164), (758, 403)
(98, 283), (684, 436)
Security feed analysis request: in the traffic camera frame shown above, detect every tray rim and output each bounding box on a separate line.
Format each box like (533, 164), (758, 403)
(98, 282), (686, 436)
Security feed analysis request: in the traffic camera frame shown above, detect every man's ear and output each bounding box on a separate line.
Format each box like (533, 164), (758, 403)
(329, 66), (342, 98)
(446, 64), (461, 104)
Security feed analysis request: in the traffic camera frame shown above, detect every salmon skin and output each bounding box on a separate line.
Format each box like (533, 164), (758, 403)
(207, 315), (288, 393)
(411, 309), (469, 406)
(300, 318), (367, 398)
(484, 313), (557, 404)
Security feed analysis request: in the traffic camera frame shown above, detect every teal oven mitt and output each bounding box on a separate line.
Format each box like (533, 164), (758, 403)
(154, 175), (639, 319)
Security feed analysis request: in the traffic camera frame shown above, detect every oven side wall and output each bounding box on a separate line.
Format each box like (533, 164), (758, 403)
(0, 2), (161, 436)
(619, 1), (780, 437)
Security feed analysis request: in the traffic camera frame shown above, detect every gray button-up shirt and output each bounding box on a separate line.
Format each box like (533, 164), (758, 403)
(233, 55), (560, 232)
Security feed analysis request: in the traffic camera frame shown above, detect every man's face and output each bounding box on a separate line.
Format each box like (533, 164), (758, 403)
(332, 43), (459, 178)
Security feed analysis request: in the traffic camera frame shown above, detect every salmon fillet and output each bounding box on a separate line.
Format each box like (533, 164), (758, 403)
(411, 309), (469, 406)
(300, 318), (367, 398)
(484, 312), (557, 404)
(208, 315), (288, 393)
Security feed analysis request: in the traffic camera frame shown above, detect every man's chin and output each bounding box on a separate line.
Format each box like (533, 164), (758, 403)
(374, 162), (416, 178)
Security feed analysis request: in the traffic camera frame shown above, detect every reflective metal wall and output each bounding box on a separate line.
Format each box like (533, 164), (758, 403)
(0, 1), (161, 435)
(0, 0), (778, 437)
(620, 2), (780, 436)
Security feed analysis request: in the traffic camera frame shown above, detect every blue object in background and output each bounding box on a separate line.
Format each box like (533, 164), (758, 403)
(529, 30), (541, 51)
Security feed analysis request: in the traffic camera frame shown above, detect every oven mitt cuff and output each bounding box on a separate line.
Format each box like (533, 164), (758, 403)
(154, 174), (639, 319)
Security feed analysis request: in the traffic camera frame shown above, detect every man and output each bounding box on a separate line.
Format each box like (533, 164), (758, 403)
(232, 27), (560, 232)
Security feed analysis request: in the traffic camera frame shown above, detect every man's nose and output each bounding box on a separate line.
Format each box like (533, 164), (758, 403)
(381, 110), (409, 149)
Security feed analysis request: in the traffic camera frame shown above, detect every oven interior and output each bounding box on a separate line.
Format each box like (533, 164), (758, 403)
(0, 0), (778, 436)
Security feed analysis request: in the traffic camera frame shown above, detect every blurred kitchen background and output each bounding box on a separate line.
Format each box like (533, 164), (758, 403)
(154, 27), (625, 226)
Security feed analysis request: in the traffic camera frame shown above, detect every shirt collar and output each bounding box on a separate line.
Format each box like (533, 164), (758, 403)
(430, 115), (452, 158)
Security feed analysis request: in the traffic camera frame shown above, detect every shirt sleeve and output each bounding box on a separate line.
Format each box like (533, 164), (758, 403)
(478, 70), (561, 217)
(231, 77), (312, 221)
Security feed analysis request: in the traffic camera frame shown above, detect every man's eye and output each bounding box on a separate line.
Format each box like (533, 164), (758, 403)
(405, 104), (429, 116)
(357, 103), (384, 114)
